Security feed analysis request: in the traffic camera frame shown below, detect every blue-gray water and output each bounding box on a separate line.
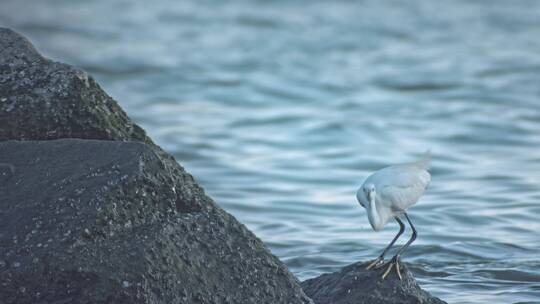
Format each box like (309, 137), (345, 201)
(2, 1), (540, 303)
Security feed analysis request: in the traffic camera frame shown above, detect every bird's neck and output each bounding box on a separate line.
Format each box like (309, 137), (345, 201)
(368, 197), (384, 231)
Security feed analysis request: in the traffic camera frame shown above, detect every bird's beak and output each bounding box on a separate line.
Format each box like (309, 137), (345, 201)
(366, 191), (372, 202)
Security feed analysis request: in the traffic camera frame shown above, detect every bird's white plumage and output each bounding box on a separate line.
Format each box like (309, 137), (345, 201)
(357, 151), (431, 231)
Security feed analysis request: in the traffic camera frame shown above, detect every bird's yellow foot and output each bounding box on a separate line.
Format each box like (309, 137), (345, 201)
(381, 256), (402, 280)
(365, 256), (385, 270)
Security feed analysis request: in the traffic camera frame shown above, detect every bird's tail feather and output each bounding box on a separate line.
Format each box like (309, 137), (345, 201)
(415, 150), (431, 170)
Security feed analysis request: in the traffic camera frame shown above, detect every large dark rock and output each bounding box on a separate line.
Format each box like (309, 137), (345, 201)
(301, 261), (446, 304)
(0, 28), (147, 142)
(0, 28), (312, 304)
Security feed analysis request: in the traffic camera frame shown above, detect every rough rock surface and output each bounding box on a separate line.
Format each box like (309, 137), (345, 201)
(301, 261), (446, 304)
(0, 28), (312, 304)
(0, 27), (148, 142)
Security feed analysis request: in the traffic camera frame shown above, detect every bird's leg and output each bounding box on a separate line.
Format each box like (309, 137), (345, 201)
(393, 213), (417, 258)
(382, 213), (417, 280)
(366, 217), (405, 270)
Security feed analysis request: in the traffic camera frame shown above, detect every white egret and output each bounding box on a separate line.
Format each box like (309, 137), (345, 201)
(356, 151), (431, 280)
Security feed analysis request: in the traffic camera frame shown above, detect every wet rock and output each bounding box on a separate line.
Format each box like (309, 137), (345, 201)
(0, 28), (312, 304)
(301, 261), (446, 304)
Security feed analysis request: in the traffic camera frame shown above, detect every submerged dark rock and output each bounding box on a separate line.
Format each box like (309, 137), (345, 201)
(0, 28), (312, 304)
(301, 261), (446, 304)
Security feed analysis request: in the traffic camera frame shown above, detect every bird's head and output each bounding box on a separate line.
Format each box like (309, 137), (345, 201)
(364, 183), (376, 202)
(356, 183), (376, 208)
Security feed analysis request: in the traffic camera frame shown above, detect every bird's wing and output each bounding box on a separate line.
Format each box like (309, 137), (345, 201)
(378, 166), (430, 212)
